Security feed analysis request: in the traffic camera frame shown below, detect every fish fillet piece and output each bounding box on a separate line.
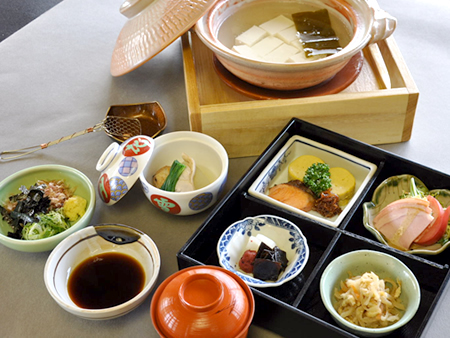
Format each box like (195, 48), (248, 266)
(268, 180), (315, 212)
(373, 197), (434, 250)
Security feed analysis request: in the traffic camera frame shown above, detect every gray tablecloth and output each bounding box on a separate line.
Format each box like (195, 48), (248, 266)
(0, 0), (449, 337)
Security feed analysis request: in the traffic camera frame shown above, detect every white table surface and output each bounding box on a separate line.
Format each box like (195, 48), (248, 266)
(0, 0), (449, 337)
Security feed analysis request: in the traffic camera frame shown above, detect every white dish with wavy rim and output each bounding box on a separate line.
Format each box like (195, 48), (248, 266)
(363, 174), (450, 255)
(217, 214), (309, 288)
(248, 135), (377, 227)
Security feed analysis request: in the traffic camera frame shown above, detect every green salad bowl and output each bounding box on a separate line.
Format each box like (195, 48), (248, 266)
(0, 164), (96, 252)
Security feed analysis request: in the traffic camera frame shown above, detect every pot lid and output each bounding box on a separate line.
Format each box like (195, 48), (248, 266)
(111, 0), (217, 76)
(96, 135), (155, 205)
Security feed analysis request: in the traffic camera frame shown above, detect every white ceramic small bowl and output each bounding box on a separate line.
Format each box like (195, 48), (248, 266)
(140, 131), (228, 216)
(0, 164), (95, 252)
(195, 0), (396, 90)
(248, 135), (377, 227)
(217, 214), (309, 288)
(44, 224), (161, 320)
(320, 250), (420, 337)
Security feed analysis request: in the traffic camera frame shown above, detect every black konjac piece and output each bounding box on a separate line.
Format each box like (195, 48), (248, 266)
(253, 243), (289, 281)
(253, 258), (282, 281)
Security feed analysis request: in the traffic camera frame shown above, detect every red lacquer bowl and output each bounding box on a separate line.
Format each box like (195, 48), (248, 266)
(151, 266), (255, 338)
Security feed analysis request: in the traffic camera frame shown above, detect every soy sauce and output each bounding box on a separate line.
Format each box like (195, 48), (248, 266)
(68, 252), (145, 309)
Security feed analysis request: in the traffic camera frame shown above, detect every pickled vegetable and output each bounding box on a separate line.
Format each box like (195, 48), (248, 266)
(239, 249), (257, 273)
(292, 9), (342, 57)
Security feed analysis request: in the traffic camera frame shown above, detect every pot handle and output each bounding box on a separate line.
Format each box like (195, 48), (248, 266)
(368, 1), (397, 44)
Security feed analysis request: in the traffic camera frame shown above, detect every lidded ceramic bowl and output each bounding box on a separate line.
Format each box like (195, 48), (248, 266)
(151, 265), (255, 338)
(195, 0), (396, 90)
(139, 131), (229, 216)
(96, 132), (229, 215)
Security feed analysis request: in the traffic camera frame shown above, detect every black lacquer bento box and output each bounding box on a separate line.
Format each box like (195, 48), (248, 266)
(177, 118), (450, 338)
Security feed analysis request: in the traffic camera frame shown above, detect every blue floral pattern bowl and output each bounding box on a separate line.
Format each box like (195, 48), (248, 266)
(217, 214), (309, 288)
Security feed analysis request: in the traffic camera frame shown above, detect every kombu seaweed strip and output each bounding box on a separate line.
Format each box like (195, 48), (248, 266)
(293, 9), (342, 57)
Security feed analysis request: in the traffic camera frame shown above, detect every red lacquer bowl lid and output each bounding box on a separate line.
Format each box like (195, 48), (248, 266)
(150, 265), (255, 338)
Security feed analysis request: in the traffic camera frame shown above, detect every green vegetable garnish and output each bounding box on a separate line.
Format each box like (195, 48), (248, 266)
(22, 209), (70, 240)
(400, 177), (428, 199)
(161, 160), (186, 192)
(303, 162), (332, 197)
(437, 225), (450, 246)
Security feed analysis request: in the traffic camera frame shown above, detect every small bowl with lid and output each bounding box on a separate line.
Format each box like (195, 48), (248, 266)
(96, 132), (229, 215)
(44, 224), (161, 320)
(151, 265), (255, 337)
(139, 131), (229, 215)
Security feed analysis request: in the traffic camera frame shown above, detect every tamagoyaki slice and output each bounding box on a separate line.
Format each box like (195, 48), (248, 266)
(288, 155), (324, 181)
(329, 167), (355, 206)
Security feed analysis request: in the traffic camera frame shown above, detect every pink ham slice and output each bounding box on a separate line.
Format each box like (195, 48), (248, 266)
(373, 197), (434, 250)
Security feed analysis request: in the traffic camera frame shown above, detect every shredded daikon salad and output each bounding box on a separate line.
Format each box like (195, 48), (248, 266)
(334, 271), (405, 328)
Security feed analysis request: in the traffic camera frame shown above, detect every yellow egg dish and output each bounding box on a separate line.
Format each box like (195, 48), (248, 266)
(288, 155), (324, 181)
(329, 167), (355, 206)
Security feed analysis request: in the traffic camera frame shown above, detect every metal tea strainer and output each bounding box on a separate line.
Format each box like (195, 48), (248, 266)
(0, 116), (142, 161)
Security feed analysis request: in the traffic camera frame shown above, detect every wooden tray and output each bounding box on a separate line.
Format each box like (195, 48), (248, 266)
(181, 30), (419, 158)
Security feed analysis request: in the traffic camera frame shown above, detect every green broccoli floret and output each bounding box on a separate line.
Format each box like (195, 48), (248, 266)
(303, 163), (332, 197)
